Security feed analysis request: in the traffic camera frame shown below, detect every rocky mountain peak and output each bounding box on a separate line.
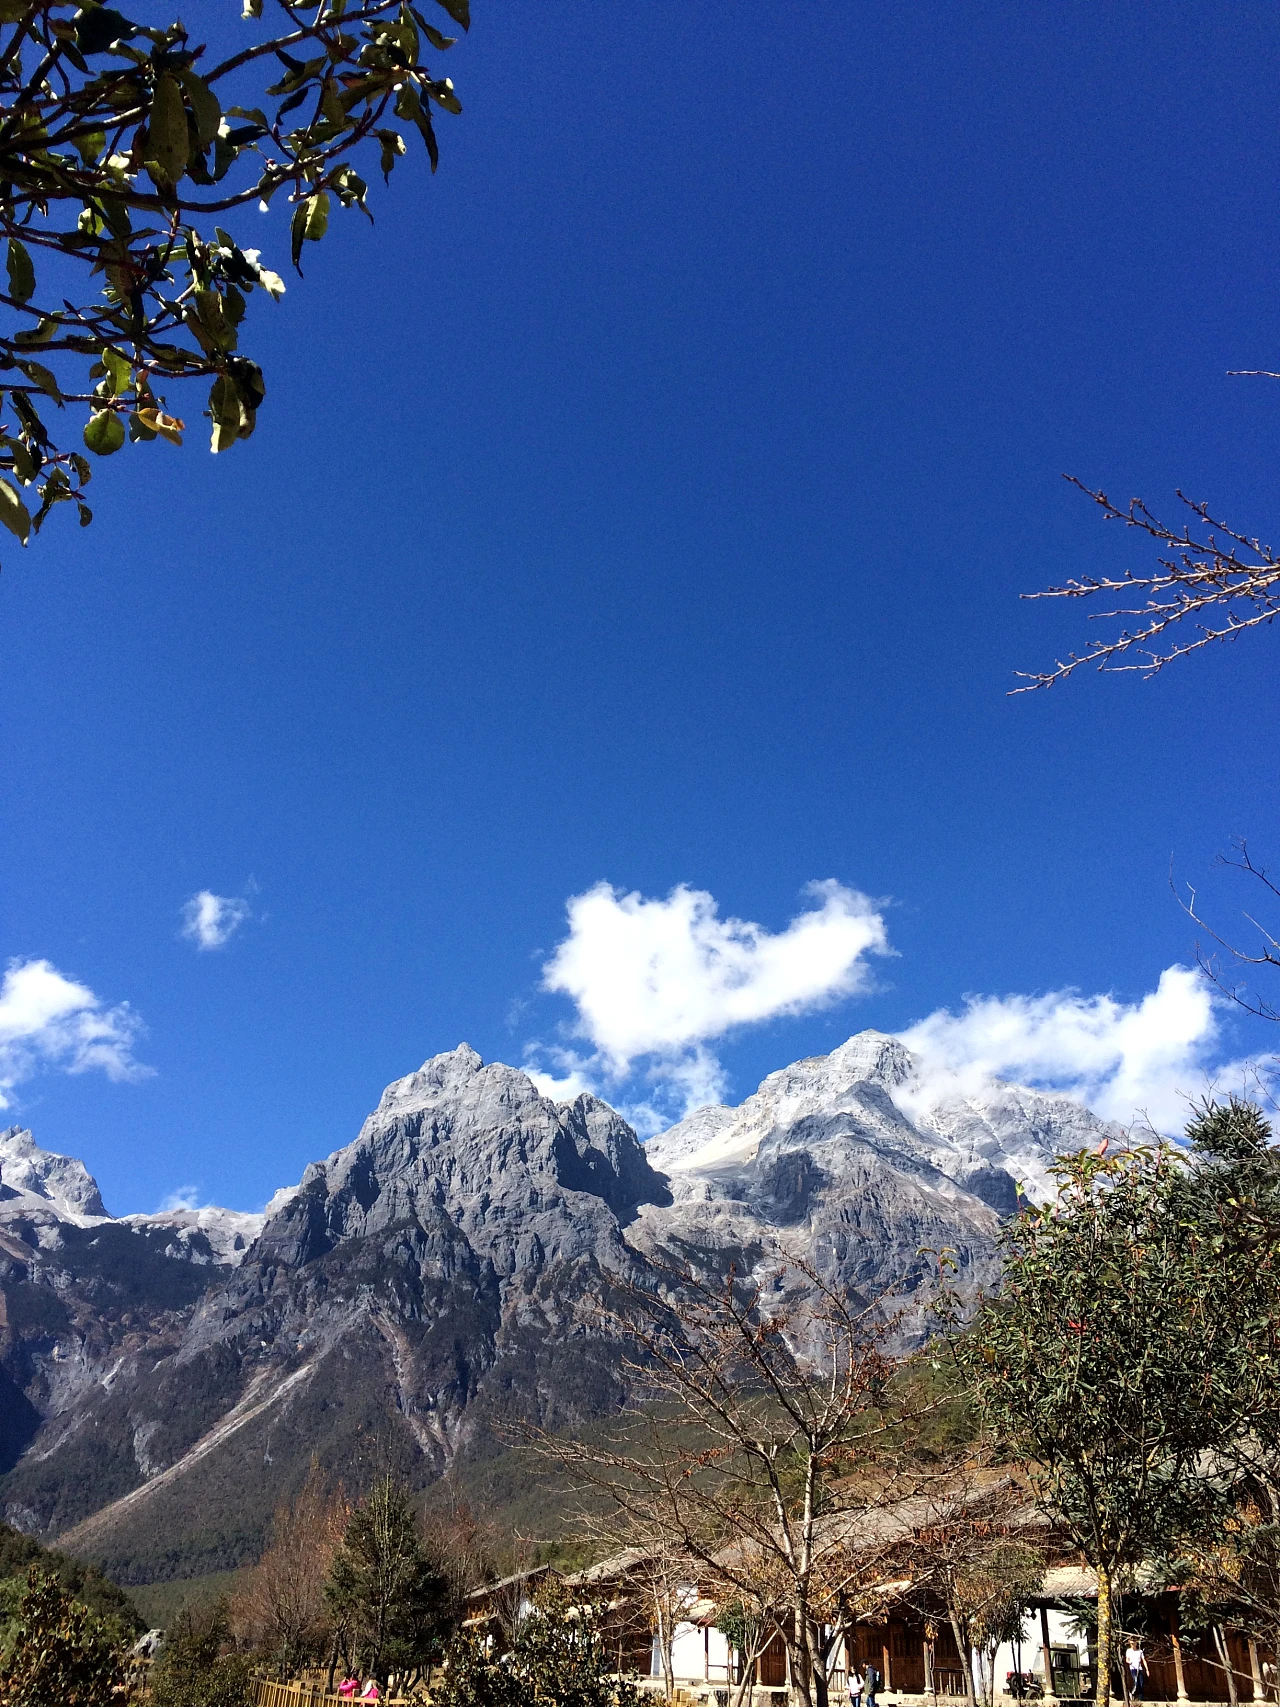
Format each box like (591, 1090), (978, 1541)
(260, 1045), (671, 1276)
(0, 1037), (1119, 1582)
(0, 1126), (107, 1220)
(371, 1042), (491, 1118)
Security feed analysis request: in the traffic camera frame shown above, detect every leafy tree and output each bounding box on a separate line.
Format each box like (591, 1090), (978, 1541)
(435, 1591), (641, 1707)
(951, 1141), (1245, 1707)
(1148, 1101), (1280, 1682)
(149, 1604), (255, 1707)
(714, 1599), (779, 1707)
(0, 1518), (140, 1630)
(0, 0), (468, 558)
(325, 1474), (453, 1685)
(433, 1629), (523, 1707)
(0, 1566), (129, 1707)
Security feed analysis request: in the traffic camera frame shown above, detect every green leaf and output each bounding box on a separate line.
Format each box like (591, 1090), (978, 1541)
(376, 128), (406, 182)
(210, 137), (235, 181)
(100, 346), (132, 397)
(75, 6), (137, 56)
(83, 410), (126, 455)
(395, 85), (438, 170)
(427, 78), (462, 115)
(13, 318), (59, 348)
(431, 0), (469, 29)
(6, 239), (34, 306)
(290, 191), (330, 272)
(71, 128), (106, 166)
(208, 374), (243, 453)
(145, 72), (189, 188)
(178, 69), (221, 150)
(242, 0), (263, 15)
(228, 358), (266, 412)
(8, 440), (36, 483)
(421, 23), (456, 50)
(16, 360), (62, 403)
(0, 476), (30, 544)
(192, 289), (238, 353)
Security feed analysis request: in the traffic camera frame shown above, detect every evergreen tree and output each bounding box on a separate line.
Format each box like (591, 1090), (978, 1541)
(953, 1141), (1237, 1707)
(325, 1476), (453, 1685)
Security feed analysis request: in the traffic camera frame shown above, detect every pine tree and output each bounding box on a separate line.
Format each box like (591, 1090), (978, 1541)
(325, 1476), (452, 1685)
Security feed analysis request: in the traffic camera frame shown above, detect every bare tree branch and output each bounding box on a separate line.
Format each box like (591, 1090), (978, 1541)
(1012, 481), (1280, 692)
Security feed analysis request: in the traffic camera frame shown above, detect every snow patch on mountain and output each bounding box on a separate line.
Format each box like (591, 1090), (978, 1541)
(0, 1126), (261, 1265)
(646, 1029), (1116, 1208)
(0, 1127), (107, 1222)
(122, 1206), (265, 1266)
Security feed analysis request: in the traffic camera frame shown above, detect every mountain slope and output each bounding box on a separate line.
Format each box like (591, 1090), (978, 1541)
(0, 1036), (1113, 1583)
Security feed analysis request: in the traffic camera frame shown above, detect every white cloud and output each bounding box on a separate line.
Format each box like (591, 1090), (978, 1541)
(158, 1185), (201, 1212)
(181, 890), (252, 951)
(0, 957), (151, 1109)
(897, 964), (1248, 1134)
(531, 879), (891, 1122)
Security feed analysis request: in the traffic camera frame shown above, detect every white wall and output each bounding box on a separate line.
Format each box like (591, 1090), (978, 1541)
(656, 1622), (737, 1682)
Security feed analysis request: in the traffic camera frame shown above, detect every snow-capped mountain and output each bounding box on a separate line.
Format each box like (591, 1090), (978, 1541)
(0, 1125), (264, 1264)
(648, 1030), (1112, 1210)
(0, 1035), (1112, 1586)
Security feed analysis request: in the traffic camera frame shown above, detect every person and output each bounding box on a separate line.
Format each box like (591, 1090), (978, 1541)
(337, 1679), (358, 1700)
(848, 1667), (865, 1707)
(1124, 1641), (1149, 1700)
(360, 1682), (380, 1701)
(864, 1660), (881, 1707)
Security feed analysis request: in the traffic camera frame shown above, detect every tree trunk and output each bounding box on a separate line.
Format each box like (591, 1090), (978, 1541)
(732, 1647), (754, 1707)
(1214, 1627), (1240, 1707)
(806, 1616), (829, 1707)
(949, 1609), (977, 1707)
(1095, 1562), (1112, 1707)
(656, 1604), (674, 1699)
(786, 1606), (816, 1707)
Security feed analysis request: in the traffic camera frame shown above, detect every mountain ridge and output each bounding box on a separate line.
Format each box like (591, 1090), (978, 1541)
(0, 1033), (1114, 1584)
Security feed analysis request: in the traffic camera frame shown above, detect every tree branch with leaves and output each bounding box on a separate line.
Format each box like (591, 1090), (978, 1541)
(0, 0), (467, 555)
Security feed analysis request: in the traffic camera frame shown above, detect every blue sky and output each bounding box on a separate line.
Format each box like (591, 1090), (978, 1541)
(3, 1), (1280, 1215)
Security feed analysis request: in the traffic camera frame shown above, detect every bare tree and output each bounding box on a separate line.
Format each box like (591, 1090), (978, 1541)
(230, 1461), (349, 1674)
(1174, 838), (1280, 1034)
(1014, 480), (1280, 691)
(535, 1258), (929, 1707)
(570, 1506), (701, 1697)
(899, 1475), (1044, 1707)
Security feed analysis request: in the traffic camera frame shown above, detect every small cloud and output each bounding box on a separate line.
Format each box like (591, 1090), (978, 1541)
(157, 1185), (202, 1213)
(181, 890), (252, 951)
(0, 957), (151, 1109)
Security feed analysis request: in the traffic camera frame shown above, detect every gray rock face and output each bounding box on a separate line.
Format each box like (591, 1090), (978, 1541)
(0, 1126), (107, 1221)
(0, 1036), (1111, 1585)
(256, 1046), (670, 1274)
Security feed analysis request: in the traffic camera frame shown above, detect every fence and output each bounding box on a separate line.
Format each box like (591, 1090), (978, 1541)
(250, 1680), (424, 1707)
